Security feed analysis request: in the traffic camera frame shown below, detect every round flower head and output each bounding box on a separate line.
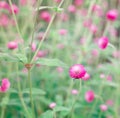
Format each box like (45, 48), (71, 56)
(82, 73), (90, 81)
(40, 11), (51, 23)
(0, 78), (10, 92)
(100, 104), (108, 111)
(106, 9), (118, 21)
(85, 90), (95, 103)
(10, 4), (19, 14)
(98, 37), (109, 50)
(49, 102), (56, 109)
(7, 41), (18, 50)
(69, 64), (86, 79)
(71, 89), (78, 95)
(68, 5), (76, 13)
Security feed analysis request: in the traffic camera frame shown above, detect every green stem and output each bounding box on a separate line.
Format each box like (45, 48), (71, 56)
(28, 69), (35, 117)
(30, 0), (65, 63)
(16, 64), (31, 118)
(8, 0), (23, 39)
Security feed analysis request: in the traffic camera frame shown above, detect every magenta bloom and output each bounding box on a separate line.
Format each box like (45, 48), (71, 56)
(85, 90), (95, 103)
(100, 104), (108, 111)
(0, 78), (10, 92)
(98, 37), (109, 50)
(82, 73), (90, 81)
(69, 64), (86, 79)
(0, 1), (10, 11)
(40, 11), (51, 23)
(10, 4), (19, 14)
(49, 102), (56, 109)
(74, 0), (83, 6)
(106, 9), (118, 21)
(68, 5), (76, 13)
(7, 41), (18, 50)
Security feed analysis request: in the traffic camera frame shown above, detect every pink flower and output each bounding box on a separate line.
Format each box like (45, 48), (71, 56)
(9, 4), (19, 14)
(0, 14), (9, 27)
(59, 13), (69, 22)
(71, 89), (78, 95)
(7, 41), (18, 50)
(0, 78), (10, 92)
(106, 75), (112, 81)
(90, 24), (98, 34)
(82, 73), (90, 81)
(59, 29), (67, 36)
(98, 37), (109, 50)
(106, 99), (113, 106)
(31, 43), (36, 52)
(100, 104), (108, 111)
(0, 1), (10, 11)
(106, 9), (118, 21)
(56, 67), (64, 73)
(92, 4), (103, 16)
(57, 43), (65, 49)
(91, 49), (99, 57)
(40, 11), (51, 23)
(85, 90), (95, 103)
(37, 50), (47, 58)
(49, 102), (56, 109)
(74, 0), (83, 6)
(54, 0), (61, 3)
(69, 64), (86, 79)
(68, 5), (76, 13)
(20, 0), (27, 6)
(100, 73), (105, 79)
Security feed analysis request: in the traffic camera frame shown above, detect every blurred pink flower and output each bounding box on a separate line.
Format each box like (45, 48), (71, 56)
(85, 90), (95, 103)
(57, 43), (65, 49)
(40, 11), (51, 23)
(89, 24), (98, 34)
(0, 78), (10, 92)
(100, 73), (105, 79)
(74, 0), (83, 6)
(37, 50), (47, 58)
(106, 9), (118, 21)
(7, 41), (18, 50)
(59, 29), (67, 36)
(31, 43), (36, 52)
(20, 0), (27, 6)
(56, 67), (64, 73)
(69, 64), (86, 79)
(71, 89), (78, 95)
(91, 49), (99, 57)
(82, 73), (90, 81)
(49, 102), (56, 109)
(59, 13), (69, 22)
(0, 14), (9, 27)
(54, 0), (61, 3)
(0, 1), (10, 11)
(100, 104), (108, 111)
(9, 4), (19, 14)
(68, 5), (76, 13)
(106, 99), (113, 106)
(98, 37), (109, 50)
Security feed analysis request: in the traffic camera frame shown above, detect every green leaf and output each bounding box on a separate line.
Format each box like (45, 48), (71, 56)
(22, 88), (46, 95)
(0, 53), (19, 62)
(36, 58), (68, 68)
(54, 106), (70, 112)
(14, 54), (28, 63)
(39, 110), (53, 118)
